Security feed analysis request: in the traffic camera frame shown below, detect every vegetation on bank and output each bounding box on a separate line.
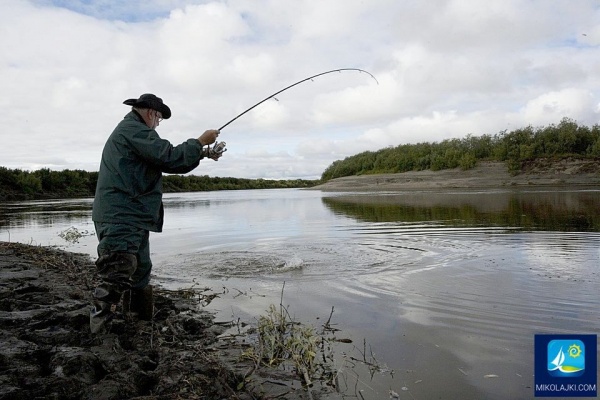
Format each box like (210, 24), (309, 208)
(0, 167), (318, 201)
(321, 118), (600, 181)
(2, 119), (598, 200)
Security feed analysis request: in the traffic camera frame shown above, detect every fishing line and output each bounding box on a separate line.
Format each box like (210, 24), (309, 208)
(219, 68), (378, 131)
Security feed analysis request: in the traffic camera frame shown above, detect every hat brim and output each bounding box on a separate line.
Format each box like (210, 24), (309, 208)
(123, 98), (171, 119)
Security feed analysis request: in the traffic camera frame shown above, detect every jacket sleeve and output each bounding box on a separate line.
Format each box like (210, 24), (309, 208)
(127, 126), (205, 174)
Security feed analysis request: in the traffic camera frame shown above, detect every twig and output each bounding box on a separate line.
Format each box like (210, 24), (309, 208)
(322, 306), (338, 333)
(301, 366), (313, 387)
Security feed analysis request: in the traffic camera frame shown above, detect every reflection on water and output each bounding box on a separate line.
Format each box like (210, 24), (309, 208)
(322, 190), (600, 231)
(0, 198), (94, 229)
(0, 198), (95, 248)
(1, 188), (599, 399)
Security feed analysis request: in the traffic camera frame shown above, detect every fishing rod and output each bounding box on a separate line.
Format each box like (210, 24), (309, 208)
(218, 68), (378, 131)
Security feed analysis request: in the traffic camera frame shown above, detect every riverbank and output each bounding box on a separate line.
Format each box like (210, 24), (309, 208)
(0, 242), (339, 400)
(310, 159), (600, 191)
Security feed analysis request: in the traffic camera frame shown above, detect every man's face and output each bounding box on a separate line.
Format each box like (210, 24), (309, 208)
(145, 109), (163, 129)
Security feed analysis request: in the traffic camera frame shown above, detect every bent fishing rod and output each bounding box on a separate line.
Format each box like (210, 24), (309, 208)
(218, 68), (378, 131)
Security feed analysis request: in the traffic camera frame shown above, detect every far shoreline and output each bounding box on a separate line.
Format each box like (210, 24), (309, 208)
(309, 160), (600, 192)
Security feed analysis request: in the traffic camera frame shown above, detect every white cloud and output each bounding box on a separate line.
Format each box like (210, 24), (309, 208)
(1, 0), (599, 179)
(522, 89), (598, 126)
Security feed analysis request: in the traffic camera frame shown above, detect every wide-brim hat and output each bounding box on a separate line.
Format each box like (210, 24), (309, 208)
(123, 93), (171, 119)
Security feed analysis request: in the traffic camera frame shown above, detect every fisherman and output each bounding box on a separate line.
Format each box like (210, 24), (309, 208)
(90, 93), (223, 333)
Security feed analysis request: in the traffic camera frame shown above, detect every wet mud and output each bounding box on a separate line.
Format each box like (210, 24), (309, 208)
(0, 242), (338, 400)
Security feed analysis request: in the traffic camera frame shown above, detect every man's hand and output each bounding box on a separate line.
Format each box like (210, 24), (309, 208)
(198, 129), (220, 146)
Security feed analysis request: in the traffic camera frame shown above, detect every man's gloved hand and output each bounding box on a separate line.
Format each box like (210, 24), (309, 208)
(203, 141), (227, 161)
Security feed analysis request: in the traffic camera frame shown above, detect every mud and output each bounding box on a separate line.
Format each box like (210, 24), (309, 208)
(311, 159), (600, 191)
(0, 242), (339, 400)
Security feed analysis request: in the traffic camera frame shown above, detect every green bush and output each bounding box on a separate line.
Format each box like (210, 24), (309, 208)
(321, 119), (599, 181)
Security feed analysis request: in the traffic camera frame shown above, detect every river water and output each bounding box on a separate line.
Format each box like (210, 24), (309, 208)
(1, 188), (599, 399)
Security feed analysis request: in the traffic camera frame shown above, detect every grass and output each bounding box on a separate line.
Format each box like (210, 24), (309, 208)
(240, 284), (342, 389)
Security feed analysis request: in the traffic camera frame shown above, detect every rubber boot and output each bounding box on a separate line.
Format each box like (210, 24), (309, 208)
(89, 282), (123, 333)
(123, 285), (154, 321)
(90, 299), (114, 334)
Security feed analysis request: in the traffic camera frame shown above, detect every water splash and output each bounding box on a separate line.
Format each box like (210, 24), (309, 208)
(202, 252), (304, 279)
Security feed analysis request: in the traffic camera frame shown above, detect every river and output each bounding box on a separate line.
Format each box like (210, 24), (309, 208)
(1, 188), (599, 399)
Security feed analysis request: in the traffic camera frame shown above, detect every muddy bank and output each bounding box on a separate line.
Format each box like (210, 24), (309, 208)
(0, 242), (339, 400)
(311, 160), (600, 191)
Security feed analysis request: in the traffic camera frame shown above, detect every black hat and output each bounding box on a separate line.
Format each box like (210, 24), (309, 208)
(123, 93), (171, 119)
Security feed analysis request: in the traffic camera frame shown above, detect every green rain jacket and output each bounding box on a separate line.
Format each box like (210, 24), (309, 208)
(92, 111), (204, 232)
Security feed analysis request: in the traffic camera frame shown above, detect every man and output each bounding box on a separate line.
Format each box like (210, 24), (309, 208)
(90, 93), (223, 333)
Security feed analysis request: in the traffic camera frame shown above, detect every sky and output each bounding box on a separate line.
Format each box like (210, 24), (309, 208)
(1, 0), (599, 180)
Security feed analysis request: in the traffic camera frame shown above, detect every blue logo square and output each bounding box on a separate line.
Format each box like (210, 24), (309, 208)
(547, 339), (585, 377)
(535, 334), (597, 397)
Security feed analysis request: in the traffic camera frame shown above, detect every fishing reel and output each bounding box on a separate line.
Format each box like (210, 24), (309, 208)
(204, 141), (227, 159)
(212, 141), (227, 155)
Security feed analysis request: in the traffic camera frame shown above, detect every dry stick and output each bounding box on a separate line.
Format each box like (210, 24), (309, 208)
(166, 319), (182, 337)
(349, 356), (381, 369)
(345, 338), (384, 376)
(279, 281), (286, 320)
(150, 315), (155, 349)
(323, 306), (335, 332)
(278, 282), (288, 348)
(301, 366), (313, 387)
(271, 391), (293, 399)
(320, 334), (328, 364)
(243, 362), (258, 384)
(334, 369), (341, 393)
(353, 372), (361, 399)
(349, 369), (379, 397)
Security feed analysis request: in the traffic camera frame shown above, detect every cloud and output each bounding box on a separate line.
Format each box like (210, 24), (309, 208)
(1, 0), (599, 179)
(522, 89), (598, 126)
